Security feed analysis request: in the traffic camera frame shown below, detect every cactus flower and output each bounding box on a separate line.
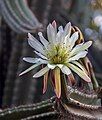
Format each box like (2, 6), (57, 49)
(20, 21), (92, 98)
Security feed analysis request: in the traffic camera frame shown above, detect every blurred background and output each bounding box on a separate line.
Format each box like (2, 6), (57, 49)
(0, 0), (102, 108)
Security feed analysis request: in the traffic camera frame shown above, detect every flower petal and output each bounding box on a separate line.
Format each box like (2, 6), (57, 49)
(19, 63), (41, 76)
(34, 51), (48, 60)
(33, 66), (50, 78)
(68, 51), (88, 62)
(23, 57), (40, 63)
(57, 64), (63, 68)
(47, 24), (56, 43)
(56, 30), (63, 44)
(61, 65), (71, 75)
(64, 22), (71, 37)
(71, 61), (87, 74)
(67, 73), (76, 85)
(70, 41), (92, 57)
(68, 63), (91, 82)
(47, 64), (56, 69)
(54, 67), (61, 98)
(38, 32), (49, 49)
(28, 33), (45, 55)
(68, 32), (78, 49)
(43, 71), (49, 94)
(58, 26), (64, 32)
(52, 20), (57, 29)
(24, 56), (48, 64)
(47, 64), (63, 69)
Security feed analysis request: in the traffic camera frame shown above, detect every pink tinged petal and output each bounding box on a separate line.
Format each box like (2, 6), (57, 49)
(61, 65), (71, 75)
(34, 51), (48, 60)
(38, 32), (49, 49)
(52, 20), (57, 35)
(54, 67), (61, 98)
(68, 63), (91, 82)
(43, 71), (49, 94)
(68, 51), (88, 62)
(33, 66), (50, 78)
(52, 20), (57, 28)
(19, 63), (41, 76)
(28, 33), (45, 55)
(67, 73), (76, 86)
(70, 41), (92, 57)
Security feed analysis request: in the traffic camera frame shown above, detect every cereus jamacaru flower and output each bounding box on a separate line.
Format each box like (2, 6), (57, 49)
(19, 21), (92, 98)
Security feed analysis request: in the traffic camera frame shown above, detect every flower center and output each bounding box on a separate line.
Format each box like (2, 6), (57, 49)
(46, 44), (69, 64)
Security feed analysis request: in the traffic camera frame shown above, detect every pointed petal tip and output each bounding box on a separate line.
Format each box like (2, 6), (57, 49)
(38, 32), (42, 36)
(28, 33), (31, 37)
(33, 75), (36, 78)
(68, 22), (71, 26)
(23, 58), (26, 61)
(52, 20), (57, 28)
(75, 31), (79, 35)
(88, 41), (93, 46)
(43, 89), (46, 94)
(86, 77), (91, 83)
(56, 92), (61, 99)
(19, 73), (23, 76)
(52, 20), (56, 23)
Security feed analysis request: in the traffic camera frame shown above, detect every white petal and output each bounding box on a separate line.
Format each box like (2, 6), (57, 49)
(19, 63), (41, 76)
(28, 33), (45, 55)
(68, 63), (91, 82)
(34, 51), (48, 60)
(70, 41), (92, 57)
(33, 66), (50, 78)
(23, 57), (48, 64)
(68, 32), (78, 49)
(38, 32), (49, 49)
(64, 34), (71, 46)
(57, 64), (63, 68)
(61, 65), (71, 75)
(68, 51), (88, 62)
(39, 59), (48, 64)
(71, 61), (87, 73)
(58, 26), (64, 32)
(47, 64), (63, 69)
(47, 64), (56, 69)
(64, 22), (71, 37)
(47, 24), (56, 43)
(56, 30), (63, 44)
(23, 57), (40, 63)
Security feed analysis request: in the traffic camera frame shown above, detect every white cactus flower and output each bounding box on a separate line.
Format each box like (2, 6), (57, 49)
(19, 21), (92, 98)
